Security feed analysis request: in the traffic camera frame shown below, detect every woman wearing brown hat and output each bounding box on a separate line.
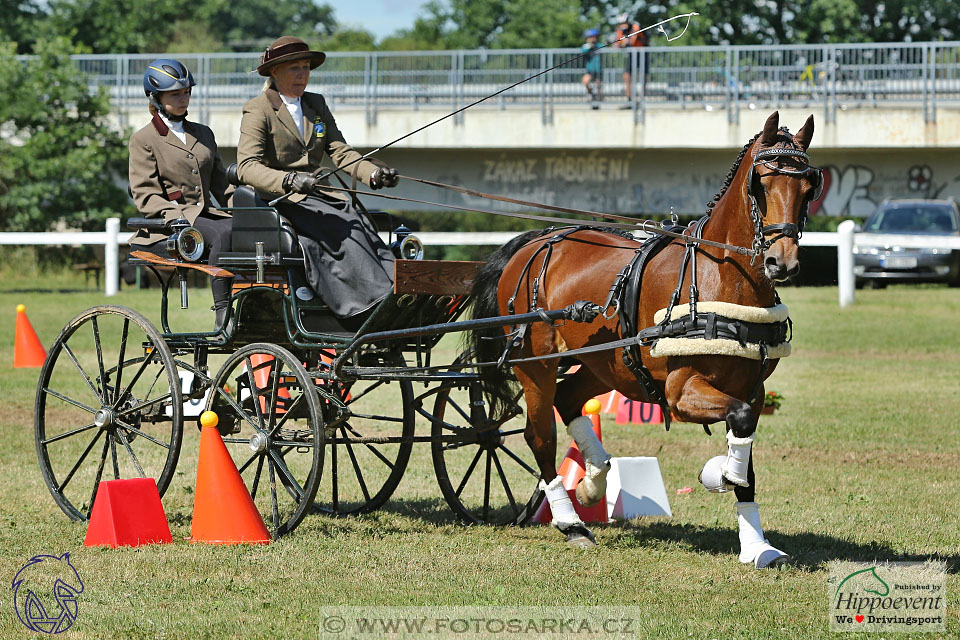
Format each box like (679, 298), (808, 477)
(237, 36), (399, 320)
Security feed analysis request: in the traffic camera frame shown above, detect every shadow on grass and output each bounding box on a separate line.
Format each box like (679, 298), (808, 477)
(611, 521), (960, 573)
(337, 497), (466, 525)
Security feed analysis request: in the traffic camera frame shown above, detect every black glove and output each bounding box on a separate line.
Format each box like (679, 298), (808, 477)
(283, 171), (319, 194)
(370, 167), (399, 190)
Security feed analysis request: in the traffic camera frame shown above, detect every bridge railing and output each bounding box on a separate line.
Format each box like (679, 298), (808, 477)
(64, 41), (960, 127)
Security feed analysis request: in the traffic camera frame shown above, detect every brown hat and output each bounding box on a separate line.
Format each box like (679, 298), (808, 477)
(256, 36), (326, 77)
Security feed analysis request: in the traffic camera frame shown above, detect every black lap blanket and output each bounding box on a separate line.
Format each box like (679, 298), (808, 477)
(277, 195), (394, 318)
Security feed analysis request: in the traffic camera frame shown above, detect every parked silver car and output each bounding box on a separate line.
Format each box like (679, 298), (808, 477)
(854, 199), (960, 288)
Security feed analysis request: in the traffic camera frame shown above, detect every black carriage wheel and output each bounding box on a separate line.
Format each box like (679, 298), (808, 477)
(206, 343), (324, 538)
(313, 353), (414, 516)
(431, 352), (543, 525)
(35, 305), (183, 521)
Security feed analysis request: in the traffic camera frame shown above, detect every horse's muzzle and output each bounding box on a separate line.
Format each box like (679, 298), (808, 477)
(764, 256), (800, 282)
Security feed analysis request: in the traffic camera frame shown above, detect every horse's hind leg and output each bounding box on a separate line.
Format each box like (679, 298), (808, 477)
(669, 371), (788, 568)
(555, 367), (613, 508)
(514, 361), (596, 548)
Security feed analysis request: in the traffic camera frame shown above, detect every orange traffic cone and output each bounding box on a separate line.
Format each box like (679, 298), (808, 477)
(190, 411), (271, 545)
(598, 390), (621, 415)
(247, 353), (291, 414)
(534, 400), (609, 524)
(14, 304), (46, 368)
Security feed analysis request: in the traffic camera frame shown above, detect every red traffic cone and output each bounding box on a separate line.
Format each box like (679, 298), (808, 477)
(534, 400), (609, 524)
(84, 478), (173, 548)
(191, 411), (271, 545)
(14, 304), (46, 368)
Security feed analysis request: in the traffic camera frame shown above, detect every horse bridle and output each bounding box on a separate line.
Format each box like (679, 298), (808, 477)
(746, 147), (824, 260)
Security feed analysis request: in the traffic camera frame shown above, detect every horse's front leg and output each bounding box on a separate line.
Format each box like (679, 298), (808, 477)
(668, 371), (788, 569)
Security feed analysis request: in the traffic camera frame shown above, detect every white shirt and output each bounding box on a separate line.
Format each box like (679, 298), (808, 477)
(279, 93), (305, 139)
(159, 113), (187, 145)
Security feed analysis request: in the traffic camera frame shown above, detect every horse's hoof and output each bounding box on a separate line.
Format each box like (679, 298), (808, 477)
(556, 523), (596, 548)
(739, 540), (789, 568)
(755, 549), (790, 569)
(575, 478), (605, 507)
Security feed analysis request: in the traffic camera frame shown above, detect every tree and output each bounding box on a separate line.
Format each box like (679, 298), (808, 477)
(198, 0), (337, 51)
(0, 0), (45, 54)
(0, 39), (131, 232)
(35, 0), (338, 54)
(42, 0), (185, 53)
(317, 27), (377, 52)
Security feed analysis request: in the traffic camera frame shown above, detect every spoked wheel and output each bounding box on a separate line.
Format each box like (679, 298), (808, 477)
(431, 352), (543, 525)
(35, 305), (183, 520)
(313, 352), (414, 516)
(206, 343), (323, 538)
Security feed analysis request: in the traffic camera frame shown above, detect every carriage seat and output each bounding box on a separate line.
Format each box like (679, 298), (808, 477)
(229, 186), (302, 257)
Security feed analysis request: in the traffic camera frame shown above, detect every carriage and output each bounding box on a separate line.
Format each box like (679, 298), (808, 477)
(33, 187), (587, 538)
(36, 111), (818, 561)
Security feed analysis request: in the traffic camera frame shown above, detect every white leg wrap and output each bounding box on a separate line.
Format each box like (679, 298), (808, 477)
(735, 501), (788, 569)
(566, 416), (611, 506)
(540, 476), (582, 527)
(721, 431), (753, 487)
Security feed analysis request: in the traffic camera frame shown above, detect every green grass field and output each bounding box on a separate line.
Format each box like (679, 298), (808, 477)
(0, 276), (958, 639)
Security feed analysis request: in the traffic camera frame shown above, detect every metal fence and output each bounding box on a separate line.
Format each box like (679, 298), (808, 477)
(67, 41), (960, 126)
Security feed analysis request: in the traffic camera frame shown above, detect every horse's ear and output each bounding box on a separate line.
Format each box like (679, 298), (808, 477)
(794, 114), (815, 150)
(760, 111), (779, 146)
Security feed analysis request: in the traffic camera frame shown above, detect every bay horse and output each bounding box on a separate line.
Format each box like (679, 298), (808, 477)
(468, 112), (819, 566)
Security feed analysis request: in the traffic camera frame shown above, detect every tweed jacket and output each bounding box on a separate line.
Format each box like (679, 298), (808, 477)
(237, 88), (381, 202)
(128, 114), (233, 246)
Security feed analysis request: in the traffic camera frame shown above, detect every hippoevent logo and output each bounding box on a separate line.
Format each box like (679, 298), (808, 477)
(829, 561), (946, 632)
(11, 553), (84, 634)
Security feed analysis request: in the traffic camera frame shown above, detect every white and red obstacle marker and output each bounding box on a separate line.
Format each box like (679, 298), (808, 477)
(541, 396), (672, 523)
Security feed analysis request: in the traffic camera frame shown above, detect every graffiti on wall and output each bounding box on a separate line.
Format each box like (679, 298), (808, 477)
(391, 150), (960, 215)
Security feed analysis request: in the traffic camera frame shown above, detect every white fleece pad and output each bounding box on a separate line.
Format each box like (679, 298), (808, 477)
(649, 302), (792, 360)
(653, 302), (789, 324)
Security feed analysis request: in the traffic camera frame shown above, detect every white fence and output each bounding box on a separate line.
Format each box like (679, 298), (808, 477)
(2, 219), (959, 306)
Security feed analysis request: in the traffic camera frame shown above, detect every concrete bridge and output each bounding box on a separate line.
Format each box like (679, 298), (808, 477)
(89, 42), (960, 216)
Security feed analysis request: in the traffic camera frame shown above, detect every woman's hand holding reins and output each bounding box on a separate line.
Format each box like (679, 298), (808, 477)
(283, 171), (320, 194)
(370, 167), (399, 189)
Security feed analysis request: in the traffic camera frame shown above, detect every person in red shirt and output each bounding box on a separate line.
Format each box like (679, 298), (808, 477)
(613, 13), (649, 106)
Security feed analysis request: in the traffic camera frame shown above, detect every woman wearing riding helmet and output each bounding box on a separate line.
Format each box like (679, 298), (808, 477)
(129, 58), (234, 330)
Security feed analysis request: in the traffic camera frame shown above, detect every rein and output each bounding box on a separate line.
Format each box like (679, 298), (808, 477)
(322, 182), (758, 257)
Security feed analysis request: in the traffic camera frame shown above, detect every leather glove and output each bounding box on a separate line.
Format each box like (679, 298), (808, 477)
(283, 171), (319, 194)
(370, 167), (399, 190)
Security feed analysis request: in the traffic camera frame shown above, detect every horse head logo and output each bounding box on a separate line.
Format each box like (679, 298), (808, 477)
(11, 553), (84, 634)
(834, 566), (890, 599)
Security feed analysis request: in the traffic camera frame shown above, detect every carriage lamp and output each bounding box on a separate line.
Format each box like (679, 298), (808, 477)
(165, 218), (205, 262)
(391, 225), (424, 261)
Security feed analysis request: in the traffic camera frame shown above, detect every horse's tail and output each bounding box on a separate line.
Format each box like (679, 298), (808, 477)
(467, 229), (547, 422)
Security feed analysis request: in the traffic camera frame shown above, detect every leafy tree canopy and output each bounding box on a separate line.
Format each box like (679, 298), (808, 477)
(8, 0), (960, 55)
(0, 39), (130, 231)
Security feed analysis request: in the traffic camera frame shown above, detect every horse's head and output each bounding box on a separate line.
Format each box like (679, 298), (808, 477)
(745, 111), (821, 282)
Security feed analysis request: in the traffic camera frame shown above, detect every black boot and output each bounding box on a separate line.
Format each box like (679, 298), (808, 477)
(211, 276), (233, 332)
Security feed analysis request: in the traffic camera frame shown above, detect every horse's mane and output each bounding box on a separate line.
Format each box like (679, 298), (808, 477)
(704, 126), (794, 216)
